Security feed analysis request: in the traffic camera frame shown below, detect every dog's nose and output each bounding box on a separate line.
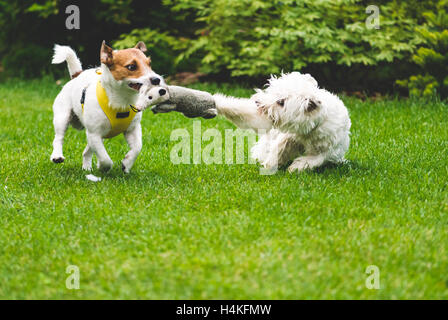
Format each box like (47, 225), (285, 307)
(159, 89), (166, 96)
(150, 77), (161, 85)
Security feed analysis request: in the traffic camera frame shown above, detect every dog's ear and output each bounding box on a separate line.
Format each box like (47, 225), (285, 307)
(303, 73), (318, 87)
(305, 99), (320, 112)
(100, 40), (114, 67)
(134, 41), (147, 53)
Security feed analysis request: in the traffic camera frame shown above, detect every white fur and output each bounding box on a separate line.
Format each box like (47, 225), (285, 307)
(50, 45), (162, 173)
(52, 45), (82, 77)
(215, 72), (351, 172)
(213, 94), (272, 130)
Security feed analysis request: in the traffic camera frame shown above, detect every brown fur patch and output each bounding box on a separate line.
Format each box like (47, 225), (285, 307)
(100, 41), (114, 67)
(108, 48), (152, 81)
(100, 41), (152, 81)
(71, 71), (83, 79)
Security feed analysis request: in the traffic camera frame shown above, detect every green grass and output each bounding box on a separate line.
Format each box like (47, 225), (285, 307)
(0, 77), (447, 299)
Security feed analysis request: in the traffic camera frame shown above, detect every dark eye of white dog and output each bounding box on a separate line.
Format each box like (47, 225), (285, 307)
(277, 98), (285, 107)
(306, 100), (319, 112)
(148, 96), (153, 100)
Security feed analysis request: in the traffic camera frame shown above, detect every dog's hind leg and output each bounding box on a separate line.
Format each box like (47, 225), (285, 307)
(121, 123), (142, 174)
(50, 95), (71, 163)
(258, 132), (302, 170)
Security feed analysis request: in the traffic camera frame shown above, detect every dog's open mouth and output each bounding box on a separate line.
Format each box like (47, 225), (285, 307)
(128, 83), (142, 91)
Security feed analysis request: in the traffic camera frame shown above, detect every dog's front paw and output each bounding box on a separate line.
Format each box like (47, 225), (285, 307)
(288, 155), (326, 173)
(288, 159), (309, 173)
(50, 154), (65, 164)
(121, 162), (131, 174)
(261, 158), (279, 171)
(121, 157), (134, 174)
(82, 163), (92, 171)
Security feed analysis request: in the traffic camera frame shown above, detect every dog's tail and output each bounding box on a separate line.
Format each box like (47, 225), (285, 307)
(213, 94), (272, 131)
(52, 44), (83, 79)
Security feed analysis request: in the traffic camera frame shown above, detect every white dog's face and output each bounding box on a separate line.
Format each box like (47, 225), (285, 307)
(253, 72), (327, 135)
(135, 85), (170, 112)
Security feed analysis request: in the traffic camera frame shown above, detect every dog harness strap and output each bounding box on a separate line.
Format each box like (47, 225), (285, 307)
(96, 80), (137, 138)
(80, 87), (88, 112)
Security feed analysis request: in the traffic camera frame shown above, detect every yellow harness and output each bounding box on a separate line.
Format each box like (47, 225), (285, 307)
(82, 70), (138, 139)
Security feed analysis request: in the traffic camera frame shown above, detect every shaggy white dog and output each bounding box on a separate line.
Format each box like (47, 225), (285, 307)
(214, 72), (351, 172)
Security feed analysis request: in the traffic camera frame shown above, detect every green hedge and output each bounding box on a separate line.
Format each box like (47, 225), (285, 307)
(1, 0), (446, 98)
(397, 0), (448, 98)
(116, 0), (444, 95)
(170, 0), (419, 75)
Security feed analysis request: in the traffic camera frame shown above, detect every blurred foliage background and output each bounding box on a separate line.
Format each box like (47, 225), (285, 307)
(0, 0), (446, 98)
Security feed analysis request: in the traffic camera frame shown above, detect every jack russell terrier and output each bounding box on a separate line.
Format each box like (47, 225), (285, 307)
(50, 41), (163, 173)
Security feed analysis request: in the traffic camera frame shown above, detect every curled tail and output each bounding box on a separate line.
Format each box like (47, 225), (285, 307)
(213, 94), (272, 131)
(52, 44), (83, 79)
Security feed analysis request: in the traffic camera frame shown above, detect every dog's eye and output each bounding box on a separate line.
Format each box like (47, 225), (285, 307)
(126, 64), (137, 71)
(306, 100), (319, 112)
(148, 96), (153, 100)
(277, 98), (285, 107)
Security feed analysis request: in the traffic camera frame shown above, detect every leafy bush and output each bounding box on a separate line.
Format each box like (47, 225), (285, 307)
(397, 0), (448, 98)
(0, 0), (444, 97)
(0, 0), (181, 78)
(115, 0), (428, 92)
(2, 45), (52, 78)
(167, 0), (421, 77)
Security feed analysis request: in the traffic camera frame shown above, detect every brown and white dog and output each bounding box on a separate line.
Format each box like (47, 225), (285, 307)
(50, 41), (163, 173)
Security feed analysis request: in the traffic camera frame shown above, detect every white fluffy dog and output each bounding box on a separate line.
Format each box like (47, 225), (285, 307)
(214, 72), (351, 172)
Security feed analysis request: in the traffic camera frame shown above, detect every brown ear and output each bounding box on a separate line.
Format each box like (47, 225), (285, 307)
(134, 41), (147, 53)
(100, 40), (114, 66)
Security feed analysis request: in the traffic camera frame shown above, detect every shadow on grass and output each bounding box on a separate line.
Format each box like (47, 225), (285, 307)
(44, 157), (370, 189)
(314, 159), (369, 175)
(50, 162), (185, 191)
(276, 159), (372, 181)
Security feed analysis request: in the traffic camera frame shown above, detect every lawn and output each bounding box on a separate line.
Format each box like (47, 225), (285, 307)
(0, 78), (447, 299)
